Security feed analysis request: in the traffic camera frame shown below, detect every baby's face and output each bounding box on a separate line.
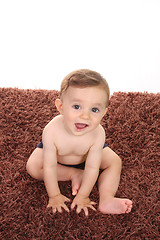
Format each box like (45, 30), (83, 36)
(60, 86), (107, 136)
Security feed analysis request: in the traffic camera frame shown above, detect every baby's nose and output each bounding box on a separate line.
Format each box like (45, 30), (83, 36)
(80, 111), (90, 120)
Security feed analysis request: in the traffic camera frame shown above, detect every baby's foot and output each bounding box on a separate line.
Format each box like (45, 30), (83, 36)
(71, 169), (83, 196)
(99, 197), (132, 214)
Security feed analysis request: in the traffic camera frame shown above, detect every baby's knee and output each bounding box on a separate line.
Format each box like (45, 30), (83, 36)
(26, 158), (33, 175)
(26, 160), (43, 180)
(116, 155), (122, 165)
(117, 156), (122, 169)
(26, 148), (43, 180)
(112, 154), (122, 170)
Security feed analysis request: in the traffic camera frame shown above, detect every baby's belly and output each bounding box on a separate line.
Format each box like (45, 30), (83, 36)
(57, 154), (86, 165)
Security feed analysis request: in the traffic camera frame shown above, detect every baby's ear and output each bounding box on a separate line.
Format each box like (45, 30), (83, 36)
(103, 108), (108, 116)
(55, 99), (63, 114)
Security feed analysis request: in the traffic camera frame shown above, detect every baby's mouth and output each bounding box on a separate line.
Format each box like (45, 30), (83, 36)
(75, 123), (88, 130)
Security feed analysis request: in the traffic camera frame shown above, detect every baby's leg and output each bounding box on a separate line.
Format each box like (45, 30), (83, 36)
(57, 164), (83, 195)
(26, 148), (83, 194)
(26, 148), (44, 180)
(98, 147), (132, 214)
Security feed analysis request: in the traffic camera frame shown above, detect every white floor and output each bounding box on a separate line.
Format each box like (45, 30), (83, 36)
(0, 0), (160, 94)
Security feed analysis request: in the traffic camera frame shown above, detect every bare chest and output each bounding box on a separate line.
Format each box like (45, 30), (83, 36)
(56, 136), (92, 157)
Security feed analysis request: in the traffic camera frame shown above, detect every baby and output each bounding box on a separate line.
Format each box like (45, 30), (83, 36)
(26, 69), (132, 216)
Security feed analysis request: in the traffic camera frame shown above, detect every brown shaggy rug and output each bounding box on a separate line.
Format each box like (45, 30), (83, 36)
(0, 88), (160, 239)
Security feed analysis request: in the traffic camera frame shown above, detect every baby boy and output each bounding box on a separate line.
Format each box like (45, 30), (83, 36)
(26, 69), (132, 216)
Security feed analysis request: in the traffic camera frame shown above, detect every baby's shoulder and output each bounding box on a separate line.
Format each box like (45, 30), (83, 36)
(43, 115), (63, 134)
(42, 115), (64, 146)
(94, 124), (105, 137)
(91, 124), (105, 146)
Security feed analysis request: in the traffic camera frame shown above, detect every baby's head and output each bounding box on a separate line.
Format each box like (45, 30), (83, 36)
(56, 69), (110, 135)
(60, 69), (110, 107)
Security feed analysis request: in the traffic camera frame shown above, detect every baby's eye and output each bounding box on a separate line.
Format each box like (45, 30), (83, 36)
(73, 105), (81, 110)
(92, 107), (99, 113)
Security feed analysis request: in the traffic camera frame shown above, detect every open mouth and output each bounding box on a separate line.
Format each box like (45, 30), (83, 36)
(75, 123), (88, 130)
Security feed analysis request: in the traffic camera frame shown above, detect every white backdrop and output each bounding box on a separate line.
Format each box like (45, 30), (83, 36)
(0, 0), (160, 94)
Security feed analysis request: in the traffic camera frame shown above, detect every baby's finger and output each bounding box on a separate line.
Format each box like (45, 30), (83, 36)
(64, 196), (71, 202)
(52, 207), (57, 214)
(71, 202), (76, 210)
(83, 207), (89, 216)
(57, 206), (63, 213)
(76, 205), (82, 214)
(47, 203), (58, 212)
(88, 204), (96, 211)
(90, 201), (97, 205)
(62, 204), (70, 213)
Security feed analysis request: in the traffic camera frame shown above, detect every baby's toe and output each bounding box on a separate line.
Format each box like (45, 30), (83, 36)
(125, 199), (133, 213)
(72, 184), (79, 196)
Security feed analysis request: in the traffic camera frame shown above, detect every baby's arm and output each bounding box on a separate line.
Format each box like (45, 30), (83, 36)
(79, 149), (101, 195)
(71, 129), (105, 216)
(42, 128), (70, 213)
(71, 148), (101, 215)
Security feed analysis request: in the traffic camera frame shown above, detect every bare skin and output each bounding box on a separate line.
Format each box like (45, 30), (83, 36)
(26, 146), (132, 215)
(26, 86), (132, 216)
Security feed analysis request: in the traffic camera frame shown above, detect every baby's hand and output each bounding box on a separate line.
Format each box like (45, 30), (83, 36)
(47, 194), (70, 213)
(71, 195), (96, 216)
